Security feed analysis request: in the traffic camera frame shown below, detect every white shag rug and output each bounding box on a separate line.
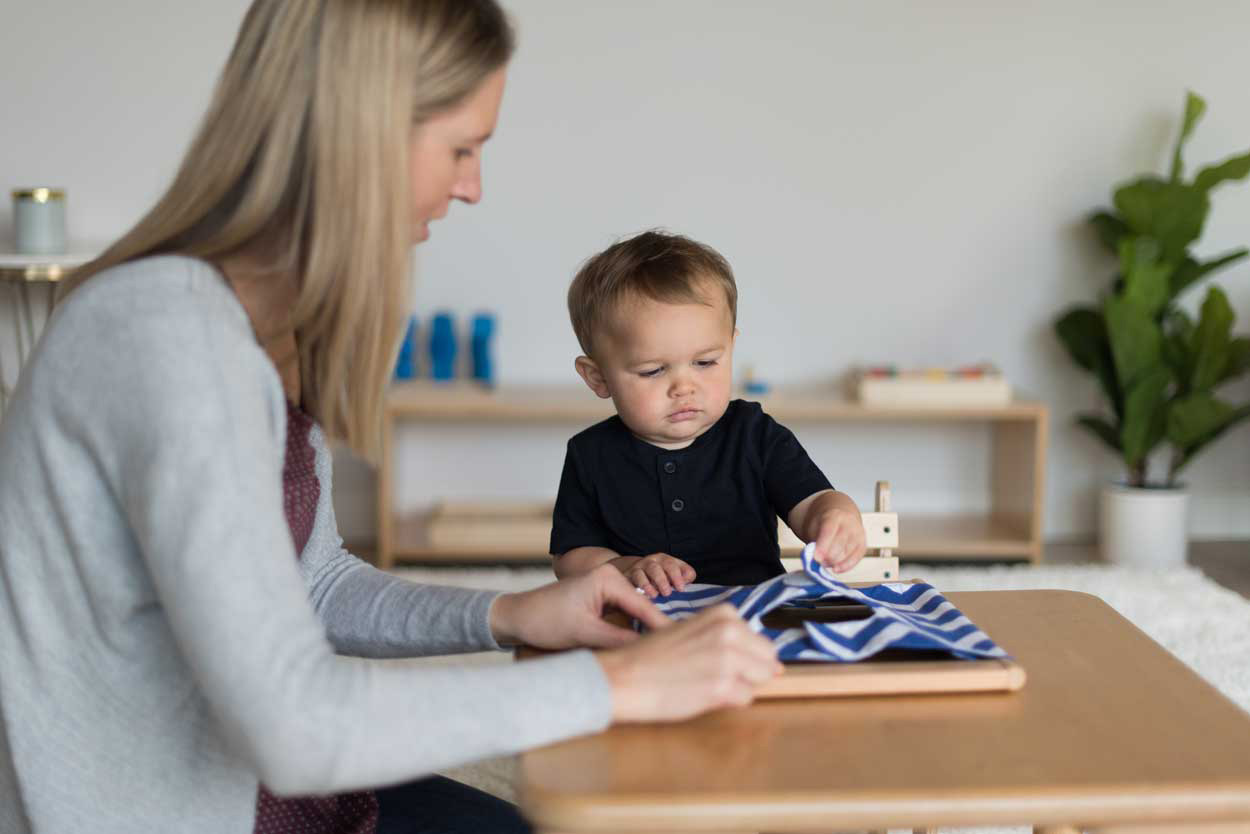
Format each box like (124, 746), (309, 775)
(391, 562), (1250, 834)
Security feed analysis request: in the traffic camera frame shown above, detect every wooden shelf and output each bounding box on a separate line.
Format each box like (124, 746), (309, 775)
(386, 380), (1046, 422)
(377, 384), (1048, 569)
(897, 513), (1034, 558)
(389, 508), (1034, 563)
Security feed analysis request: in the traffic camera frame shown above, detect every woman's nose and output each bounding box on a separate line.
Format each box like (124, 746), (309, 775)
(451, 161), (482, 204)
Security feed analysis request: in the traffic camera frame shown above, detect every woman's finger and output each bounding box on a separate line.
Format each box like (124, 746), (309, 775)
(604, 573), (672, 631)
(579, 617), (644, 648)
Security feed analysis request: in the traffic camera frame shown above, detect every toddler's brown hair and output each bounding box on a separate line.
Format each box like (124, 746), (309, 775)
(567, 229), (738, 357)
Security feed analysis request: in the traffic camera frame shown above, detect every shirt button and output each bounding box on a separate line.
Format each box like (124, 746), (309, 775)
(671, 499), (685, 512)
(663, 461), (677, 474)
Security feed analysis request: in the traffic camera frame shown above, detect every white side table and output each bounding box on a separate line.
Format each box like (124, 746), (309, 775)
(0, 249), (98, 414)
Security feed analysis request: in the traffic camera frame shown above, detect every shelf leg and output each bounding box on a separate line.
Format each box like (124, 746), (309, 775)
(991, 411), (1048, 564)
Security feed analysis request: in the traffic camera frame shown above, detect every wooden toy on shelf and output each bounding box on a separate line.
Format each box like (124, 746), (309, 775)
(856, 362), (1012, 408)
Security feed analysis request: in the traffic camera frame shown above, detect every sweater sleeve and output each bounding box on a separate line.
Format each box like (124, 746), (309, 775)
(92, 262), (612, 795)
(299, 427), (505, 658)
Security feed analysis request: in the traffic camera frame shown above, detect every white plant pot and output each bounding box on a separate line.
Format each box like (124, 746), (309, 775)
(1099, 483), (1190, 567)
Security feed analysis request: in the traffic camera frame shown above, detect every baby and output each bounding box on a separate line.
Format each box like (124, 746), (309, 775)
(550, 230), (866, 596)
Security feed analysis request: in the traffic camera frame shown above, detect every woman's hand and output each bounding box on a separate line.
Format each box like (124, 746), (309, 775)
(490, 564), (670, 650)
(615, 552), (696, 598)
(595, 604), (782, 723)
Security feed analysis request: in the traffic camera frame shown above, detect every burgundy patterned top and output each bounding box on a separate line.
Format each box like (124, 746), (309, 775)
(253, 402), (380, 834)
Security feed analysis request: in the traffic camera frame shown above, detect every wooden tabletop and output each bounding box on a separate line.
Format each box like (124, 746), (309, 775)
(519, 589), (1250, 832)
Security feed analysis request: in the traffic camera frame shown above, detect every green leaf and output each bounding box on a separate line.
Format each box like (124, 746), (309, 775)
(1170, 248), (1249, 298)
(1113, 178), (1210, 265)
(1104, 293), (1163, 390)
(1055, 307), (1122, 417)
(1162, 308), (1195, 394)
(1119, 365), (1172, 468)
(1076, 414), (1122, 454)
(1089, 211), (1131, 256)
(1170, 91), (1206, 182)
(1118, 237), (1172, 315)
(1194, 149), (1250, 193)
(1190, 286), (1234, 390)
(1222, 337), (1250, 384)
(1167, 395), (1250, 477)
(1167, 391), (1235, 448)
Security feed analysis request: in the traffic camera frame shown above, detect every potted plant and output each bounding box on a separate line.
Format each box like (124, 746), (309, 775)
(1055, 91), (1250, 566)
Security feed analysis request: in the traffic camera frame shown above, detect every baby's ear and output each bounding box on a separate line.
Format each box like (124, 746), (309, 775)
(575, 356), (611, 399)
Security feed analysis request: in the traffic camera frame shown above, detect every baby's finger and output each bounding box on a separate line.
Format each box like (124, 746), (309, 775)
(827, 525), (850, 565)
(835, 546), (865, 573)
(814, 530), (840, 566)
(664, 562), (689, 591)
(644, 562), (673, 596)
(832, 538), (860, 571)
(628, 570), (658, 598)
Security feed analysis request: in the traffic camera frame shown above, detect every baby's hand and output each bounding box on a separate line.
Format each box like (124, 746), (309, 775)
(623, 553), (696, 598)
(812, 509), (867, 574)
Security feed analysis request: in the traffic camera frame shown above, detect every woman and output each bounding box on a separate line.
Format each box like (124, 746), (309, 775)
(0, 2), (780, 833)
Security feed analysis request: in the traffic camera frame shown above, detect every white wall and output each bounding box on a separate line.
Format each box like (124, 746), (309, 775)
(3, 1), (1249, 544)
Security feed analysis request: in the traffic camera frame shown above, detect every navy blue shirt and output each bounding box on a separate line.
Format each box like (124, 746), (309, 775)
(550, 399), (833, 586)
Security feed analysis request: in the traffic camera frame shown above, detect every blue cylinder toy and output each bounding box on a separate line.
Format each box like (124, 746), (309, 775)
(470, 313), (495, 387)
(428, 311), (458, 381)
(394, 316), (418, 380)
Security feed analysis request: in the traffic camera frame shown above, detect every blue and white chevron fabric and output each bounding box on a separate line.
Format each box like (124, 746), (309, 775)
(646, 543), (1007, 662)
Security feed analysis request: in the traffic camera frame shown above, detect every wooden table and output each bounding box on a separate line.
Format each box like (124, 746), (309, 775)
(519, 589), (1250, 833)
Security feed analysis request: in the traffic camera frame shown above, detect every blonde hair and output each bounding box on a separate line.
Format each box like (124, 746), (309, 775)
(59, 0), (514, 459)
(568, 230), (738, 357)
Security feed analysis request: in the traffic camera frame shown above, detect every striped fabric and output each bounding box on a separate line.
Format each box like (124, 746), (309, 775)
(647, 543), (1007, 662)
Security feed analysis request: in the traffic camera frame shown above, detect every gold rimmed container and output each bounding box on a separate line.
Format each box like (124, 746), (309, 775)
(12, 187), (67, 255)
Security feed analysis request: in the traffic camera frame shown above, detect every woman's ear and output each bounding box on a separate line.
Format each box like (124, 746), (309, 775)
(574, 356), (611, 399)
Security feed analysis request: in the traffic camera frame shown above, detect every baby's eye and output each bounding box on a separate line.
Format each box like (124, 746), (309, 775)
(638, 368), (663, 378)
(454, 148), (474, 160)
(695, 359), (719, 368)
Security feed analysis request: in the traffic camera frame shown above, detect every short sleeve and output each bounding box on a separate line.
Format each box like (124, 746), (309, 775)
(549, 439), (611, 556)
(760, 414), (834, 518)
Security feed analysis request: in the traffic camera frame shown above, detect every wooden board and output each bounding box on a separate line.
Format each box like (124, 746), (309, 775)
(760, 655), (1025, 697)
(752, 599), (1022, 698)
(518, 598), (1025, 699)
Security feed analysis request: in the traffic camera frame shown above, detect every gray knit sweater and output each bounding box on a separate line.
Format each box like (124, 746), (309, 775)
(0, 256), (611, 833)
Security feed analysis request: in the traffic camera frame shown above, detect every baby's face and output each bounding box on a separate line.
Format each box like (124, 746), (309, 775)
(595, 286), (735, 449)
